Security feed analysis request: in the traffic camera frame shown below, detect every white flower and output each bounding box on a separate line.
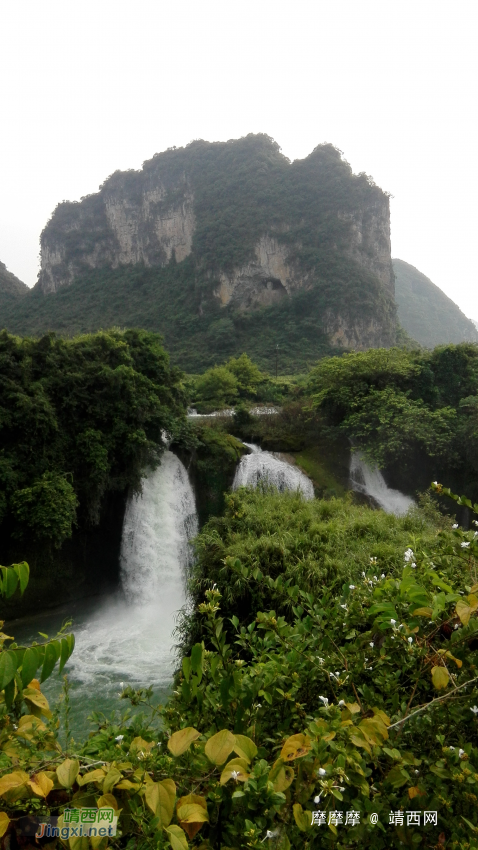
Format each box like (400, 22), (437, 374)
(319, 696), (329, 707)
(404, 548), (414, 562)
(119, 681), (124, 688)
(231, 770), (240, 780)
(452, 523), (458, 529)
(414, 770), (419, 775)
(338, 700), (345, 707)
(115, 734), (124, 742)
(473, 520), (478, 526)
(381, 573), (385, 579)
(340, 604), (347, 610)
(335, 671), (340, 677)
(339, 786), (346, 792)
(349, 585), (356, 590)
(474, 532), (478, 538)
(461, 542), (470, 548)
(411, 562), (417, 568)
(459, 749), (465, 758)
(433, 481), (438, 486)
(373, 575), (378, 581)
(408, 637), (413, 644)
(454, 624), (460, 629)
(391, 619), (396, 625)
(362, 571), (366, 577)
(369, 642), (374, 648)
(470, 706), (478, 715)
(318, 768), (327, 776)
(449, 746), (455, 750)
(255, 703), (262, 709)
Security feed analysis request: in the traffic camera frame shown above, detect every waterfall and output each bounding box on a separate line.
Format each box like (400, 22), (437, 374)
(350, 452), (414, 516)
(233, 443), (314, 499)
(34, 450), (199, 733)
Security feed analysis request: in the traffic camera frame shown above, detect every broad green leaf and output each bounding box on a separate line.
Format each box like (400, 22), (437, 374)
(144, 778), (176, 826)
(269, 759), (294, 792)
(21, 647), (39, 687)
(23, 687), (52, 718)
(182, 656), (191, 683)
(190, 643), (203, 681)
(431, 666), (450, 690)
(412, 607), (433, 617)
(56, 758), (79, 788)
(97, 793), (119, 810)
(164, 825), (188, 850)
(293, 803), (311, 832)
(103, 767), (122, 794)
(0, 650), (17, 690)
(220, 757), (250, 784)
(0, 813), (9, 838)
(205, 729), (236, 765)
(280, 733), (311, 762)
(59, 636), (73, 673)
(77, 769), (106, 786)
(386, 765), (411, 788)
(14, 561), (29, 595)
(233, 734), (257, 763)
(456, 598), (476, 626)
(41, 641), (59, 682)
(28, 771), (54, 798)
(168, 727), (200, 757)
(2, 567), (18, 599)
(177, 798), (209, 839)
(0, 770), (29, 796)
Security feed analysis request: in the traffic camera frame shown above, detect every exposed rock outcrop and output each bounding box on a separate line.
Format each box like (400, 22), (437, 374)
(34, 135), (396, 352)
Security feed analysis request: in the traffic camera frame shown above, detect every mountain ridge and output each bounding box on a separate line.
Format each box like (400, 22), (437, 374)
(393, 258), (478, 348)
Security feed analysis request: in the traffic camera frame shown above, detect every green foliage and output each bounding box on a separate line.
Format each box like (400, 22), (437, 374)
(394, 258), (478, 349)
(11, 473), (78, 545)
(226, 354), (263, 398)
(307, 343), (478, 498)
(2, 488), (478, 848)
(194, 365), (239, 409)
(0, 328), (185, 550)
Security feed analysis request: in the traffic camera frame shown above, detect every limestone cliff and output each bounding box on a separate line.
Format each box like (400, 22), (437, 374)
(34, 135), (396, 353)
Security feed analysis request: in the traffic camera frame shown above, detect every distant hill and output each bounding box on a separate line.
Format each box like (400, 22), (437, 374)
(0, 261), (28, 312)
(1, 135), (398, 373)
(393, 259), (478, 348)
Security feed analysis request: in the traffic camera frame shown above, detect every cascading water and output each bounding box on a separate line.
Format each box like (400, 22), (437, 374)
(350, 452), (414, 516)
(14, 450), (198, 735)
(233, 443), (314, 499)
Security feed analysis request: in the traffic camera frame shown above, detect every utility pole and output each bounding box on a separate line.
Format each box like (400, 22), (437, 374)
(275, 344), (279, 379)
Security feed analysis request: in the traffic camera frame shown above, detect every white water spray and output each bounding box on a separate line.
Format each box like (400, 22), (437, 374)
(58, 451), (198, 725)
(233, 443), (314, 499)
(350, 452), (414, 516)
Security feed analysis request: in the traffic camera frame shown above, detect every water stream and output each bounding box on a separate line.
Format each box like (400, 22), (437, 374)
(233, 443), (314, 499)
(350, 452), (414, 516)
(13, 451), (197, 738)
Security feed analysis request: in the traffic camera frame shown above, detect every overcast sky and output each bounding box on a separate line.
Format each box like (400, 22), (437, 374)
(1, 0), (477, 319)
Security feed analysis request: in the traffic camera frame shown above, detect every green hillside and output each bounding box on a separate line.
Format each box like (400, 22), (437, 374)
(393, 258), (478, 348)
(0, 260), (28, 310)
(0, 261), (348, 373)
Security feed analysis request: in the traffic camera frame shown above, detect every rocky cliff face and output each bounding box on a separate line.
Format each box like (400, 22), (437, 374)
(36, 135), (396, 351)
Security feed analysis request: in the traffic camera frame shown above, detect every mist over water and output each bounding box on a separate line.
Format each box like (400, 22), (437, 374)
(233, 443), (314, 499)
(15, 451), (198, 737)
(350, 452), (414, 517)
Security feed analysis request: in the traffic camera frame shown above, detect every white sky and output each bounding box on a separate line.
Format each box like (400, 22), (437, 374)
(1, 0), (477, 319)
